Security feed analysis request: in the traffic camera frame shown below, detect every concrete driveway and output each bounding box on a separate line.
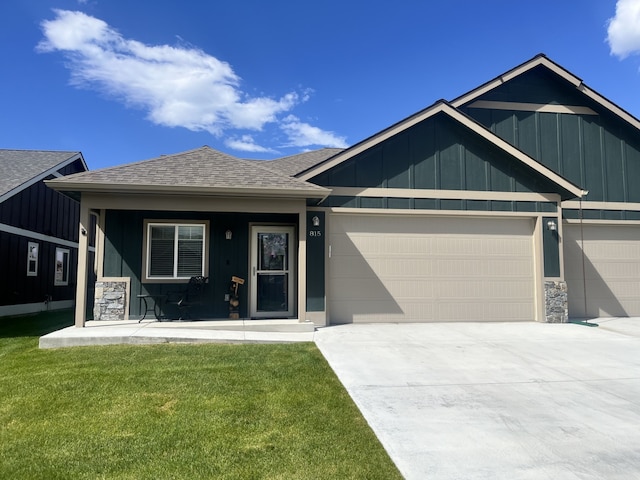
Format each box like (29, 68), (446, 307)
(314, 319), (640, 480)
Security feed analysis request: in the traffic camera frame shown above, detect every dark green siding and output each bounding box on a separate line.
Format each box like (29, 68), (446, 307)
(461, 66), (640, 206)
(306, 212), (325, 311)
(563, 209), (640, 221)
(627, 141), (640, 203)
(313, 112), (565, 213)
(412, 120), (437, 189)
(103, 210), (296, 319)
(320, 195), (556, 213)
(542, 216), (560, 277)
(473, 66), (586, 106)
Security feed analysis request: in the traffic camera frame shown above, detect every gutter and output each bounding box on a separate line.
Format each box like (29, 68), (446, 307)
(44, 180), (331, 201)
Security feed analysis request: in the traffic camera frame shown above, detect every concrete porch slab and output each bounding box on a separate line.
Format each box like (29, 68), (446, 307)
(39, 319), (316, 349)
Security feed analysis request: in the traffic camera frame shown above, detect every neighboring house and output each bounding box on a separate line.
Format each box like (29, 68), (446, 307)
(47, 54), (640, 327)
(0, 150), (89, 317)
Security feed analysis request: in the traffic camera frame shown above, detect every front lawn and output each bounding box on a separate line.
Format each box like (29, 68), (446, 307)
(0, 311), (402, 479)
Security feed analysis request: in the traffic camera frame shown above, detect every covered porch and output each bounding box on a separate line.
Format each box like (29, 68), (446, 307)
(75, 193), (315, 327)
(44, 147), (331, 328)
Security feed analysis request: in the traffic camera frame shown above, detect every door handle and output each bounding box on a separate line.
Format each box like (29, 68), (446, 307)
(252, 266), (256, 276)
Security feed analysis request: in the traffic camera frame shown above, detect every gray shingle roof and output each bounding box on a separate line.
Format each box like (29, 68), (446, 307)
(48, 146), (330, 197)
(0, 149), (81, 198)
(260, 148), (343, 176)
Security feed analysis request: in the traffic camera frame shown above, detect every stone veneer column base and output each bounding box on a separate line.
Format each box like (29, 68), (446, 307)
(94, 277), (130, 321)
(544, 281), (568, 323)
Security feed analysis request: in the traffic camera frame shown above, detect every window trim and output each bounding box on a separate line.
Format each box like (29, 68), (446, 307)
(54, 247), (70, 286)
(27, 242), (39, 277)
(142, 220), (209, 283)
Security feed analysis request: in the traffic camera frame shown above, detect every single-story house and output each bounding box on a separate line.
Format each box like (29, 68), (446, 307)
(0, 149), (89, 317)
(47, 54), (640, 327)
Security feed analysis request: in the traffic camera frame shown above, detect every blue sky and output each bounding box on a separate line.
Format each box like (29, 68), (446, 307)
(2, 0), (640, 170)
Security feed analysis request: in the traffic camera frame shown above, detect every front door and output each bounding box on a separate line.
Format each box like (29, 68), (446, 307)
(250, 226), (295, 318)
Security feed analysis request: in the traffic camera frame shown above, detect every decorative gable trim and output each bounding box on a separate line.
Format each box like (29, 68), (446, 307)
(299, 101), (584, 200)
(452, 53), (640, 132)
(467, 100), (597, 116)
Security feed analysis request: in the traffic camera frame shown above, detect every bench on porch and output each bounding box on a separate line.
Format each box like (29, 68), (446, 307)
(166, 275), (209, 321)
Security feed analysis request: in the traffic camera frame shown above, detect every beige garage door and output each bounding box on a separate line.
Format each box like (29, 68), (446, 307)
(328, 214), (536, 323)
(564, 224), (640, 318)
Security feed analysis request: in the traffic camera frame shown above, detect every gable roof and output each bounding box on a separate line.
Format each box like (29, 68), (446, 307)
(46, 146), (330, 200)
(297, 100), (585, 200)
(451, 53), (640, 132)
(0, 149), (86, 203)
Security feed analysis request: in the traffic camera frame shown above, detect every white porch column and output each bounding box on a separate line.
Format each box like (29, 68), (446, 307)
(74, 199), (90, 327)
(298, 207), (307, 322)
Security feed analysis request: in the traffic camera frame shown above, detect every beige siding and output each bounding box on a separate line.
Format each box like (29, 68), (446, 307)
(564, 224), (640, 318)
(328, 214), (536, 323)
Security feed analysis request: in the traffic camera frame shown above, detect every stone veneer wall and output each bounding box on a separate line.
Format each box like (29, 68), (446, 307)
(544, 280), (568, 323)
(94, 277), (130, 321)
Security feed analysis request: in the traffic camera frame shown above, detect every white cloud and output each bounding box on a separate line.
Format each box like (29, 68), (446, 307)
(280, 115), (348, 148)
(37, 9), (347, 151)
(607, 0), (640, 58)
(224, 135), (276, 153)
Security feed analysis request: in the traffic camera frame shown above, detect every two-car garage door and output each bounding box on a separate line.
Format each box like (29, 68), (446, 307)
(328, 214), (537, 323)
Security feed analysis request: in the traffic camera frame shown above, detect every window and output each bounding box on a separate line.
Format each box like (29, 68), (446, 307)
(54, 247), (70, 286)
(27, 242), (39, 276)
(146, 222), (207, 280)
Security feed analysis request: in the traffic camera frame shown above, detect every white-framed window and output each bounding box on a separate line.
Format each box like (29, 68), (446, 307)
(54, 247), (70, 286)
(27, 242), (39, 276)
(144, 222), (207, 281)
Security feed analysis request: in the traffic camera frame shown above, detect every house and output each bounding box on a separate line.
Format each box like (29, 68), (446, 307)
(0, 150), (89, 317)
(47, 54), (640, 327)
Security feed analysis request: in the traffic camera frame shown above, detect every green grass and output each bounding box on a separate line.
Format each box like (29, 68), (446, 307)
(0, 311), (402, 479)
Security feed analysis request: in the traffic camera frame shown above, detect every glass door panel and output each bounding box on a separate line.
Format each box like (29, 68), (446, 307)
(250, 226), (295, 318)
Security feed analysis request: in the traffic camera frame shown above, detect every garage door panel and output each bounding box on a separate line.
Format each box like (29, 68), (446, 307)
(365, 258), (434, 276)
(346, 235), (434, 255)
(437, 301), (533, 321)
(329, 215), (536, 323)
(432, 258), (532, 277)
(331, 257), (434, 278)
(591, 262), (640, 278)
(565, 224), (640, 318)
(486, 259), (533, 276)
(436, 280), (534, 298)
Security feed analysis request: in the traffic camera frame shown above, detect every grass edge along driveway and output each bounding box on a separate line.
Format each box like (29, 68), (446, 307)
(0, 310), (402, 479)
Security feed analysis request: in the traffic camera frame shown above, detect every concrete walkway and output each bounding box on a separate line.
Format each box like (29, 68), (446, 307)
(314, 319), (640, 480)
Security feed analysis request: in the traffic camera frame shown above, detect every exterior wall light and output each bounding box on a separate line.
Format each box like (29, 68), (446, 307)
(312, 216), (320, 227)
(225, 229), (232, 240)
(547, 220), (557, 231)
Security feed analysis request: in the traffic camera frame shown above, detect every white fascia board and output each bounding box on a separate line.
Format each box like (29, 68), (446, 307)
(298, 102), (448, 182)
(299, 101), (584, 199)
(577, 84), (640, 131)
(45, 180), (331, 200)
(451, 56), (582, 108)
(452, 56), (640, 133)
